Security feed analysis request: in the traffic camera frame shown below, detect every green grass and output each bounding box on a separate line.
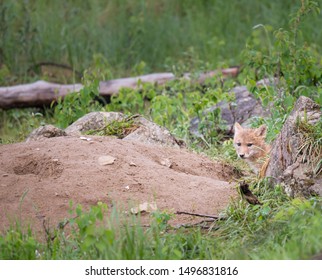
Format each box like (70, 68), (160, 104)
(0, 108), (55, 144)
(1, 0), (322, 83)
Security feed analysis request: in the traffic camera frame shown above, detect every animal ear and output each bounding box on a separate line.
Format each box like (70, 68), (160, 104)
(234, 122), (243, 132)
(255, 124), (267, 137)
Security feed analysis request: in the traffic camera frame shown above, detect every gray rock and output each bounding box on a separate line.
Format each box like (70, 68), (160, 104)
(265, 96), (321, 197)
(123, 116), (184, 148)
(26, 125), (66, 142)
(65, 112), (125, 136)
(27, 112), (184, 148)
(65, 111), (185, 148)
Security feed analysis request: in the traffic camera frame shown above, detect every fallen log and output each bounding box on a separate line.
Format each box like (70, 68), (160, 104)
(0, 67), (239, 109)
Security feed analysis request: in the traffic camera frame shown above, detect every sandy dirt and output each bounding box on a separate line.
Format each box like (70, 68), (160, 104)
(0, 135), (238, 235)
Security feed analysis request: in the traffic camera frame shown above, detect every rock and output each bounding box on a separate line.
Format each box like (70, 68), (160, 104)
(26, 125), (66, 142)
(98, 155), (116, 166)
(123, 116), (184, 148)
(65, 111), (185, 148)
(26, 111), (185, 148)
(160, 158), (172, 168)
(265, 96), (321, 197)
(79, 136), (93, 141)
(65, 112), (125, 136)
(190, 79), (270, 136)
(130, 202), (158, 214)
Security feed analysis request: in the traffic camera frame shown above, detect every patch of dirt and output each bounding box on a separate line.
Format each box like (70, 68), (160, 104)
(0, 136), (237, 236)
(12, 154), (63, 178)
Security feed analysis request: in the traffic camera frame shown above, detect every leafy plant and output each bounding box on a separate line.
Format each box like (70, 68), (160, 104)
(240, 0), (321, 144)
(52, 76), (102, 128)
(243, 0), (321, 115)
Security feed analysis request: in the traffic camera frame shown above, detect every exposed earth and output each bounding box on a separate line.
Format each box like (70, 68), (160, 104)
(0, 135), (238, 236)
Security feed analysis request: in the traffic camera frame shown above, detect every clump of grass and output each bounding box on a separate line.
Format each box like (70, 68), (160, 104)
(296, 117), (322, 175)
(85, 117), (139, 139)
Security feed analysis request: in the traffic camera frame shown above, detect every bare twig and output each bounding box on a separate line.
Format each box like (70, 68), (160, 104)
(173, 219), (220, 230)
(175, 211), (222, 220)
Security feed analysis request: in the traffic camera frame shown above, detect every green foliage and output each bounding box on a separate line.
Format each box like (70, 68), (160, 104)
(52, 77), (102, 128)
(106, 75), (230, 145)
(0, 109), (53, 143)
(107, 86), (146, 116)
(0, 224), (40, 259)
(241, 0), (321, 142)
(214, 181), (322, 259)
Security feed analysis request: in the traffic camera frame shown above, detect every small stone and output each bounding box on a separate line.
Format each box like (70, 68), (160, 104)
(98, 155), (116, 166)
(80, 136), (92, 141)
(124, 185), (130, 190)
(2, 174), (8, 177)
(52, 159), (59, 162)
(130, 202), (157, 214)
(160, 158), (172, 168)
(129, 162), (137, 167)
(36, 148), (40, 151)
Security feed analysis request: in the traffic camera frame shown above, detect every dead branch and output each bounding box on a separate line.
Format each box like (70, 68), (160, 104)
(175, 211), (221, 220)
(173, 219), (219, 230)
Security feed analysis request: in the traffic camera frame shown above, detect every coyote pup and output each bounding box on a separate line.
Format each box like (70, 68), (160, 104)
(233, 122), (271, 174)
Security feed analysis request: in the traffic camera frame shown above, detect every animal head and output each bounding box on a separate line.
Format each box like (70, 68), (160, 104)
(233, 122), (268, 161)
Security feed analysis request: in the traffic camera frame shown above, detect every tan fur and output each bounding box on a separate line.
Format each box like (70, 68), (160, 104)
(233, 122), (271, 174)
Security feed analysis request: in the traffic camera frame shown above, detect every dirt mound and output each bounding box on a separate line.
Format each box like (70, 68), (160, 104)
(0, 136), (237, 235)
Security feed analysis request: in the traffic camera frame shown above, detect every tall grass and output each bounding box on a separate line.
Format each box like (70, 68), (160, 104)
(1, 0), (321, 83)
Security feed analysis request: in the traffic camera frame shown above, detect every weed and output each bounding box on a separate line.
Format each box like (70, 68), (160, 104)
(85, 117), (139, 139)
(296, 117), (322, 175)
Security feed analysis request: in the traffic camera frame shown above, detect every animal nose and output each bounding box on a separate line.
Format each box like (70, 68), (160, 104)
(239, 154), (245, 158)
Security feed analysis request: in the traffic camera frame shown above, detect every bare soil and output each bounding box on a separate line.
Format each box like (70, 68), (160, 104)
(0, 136), (237, 235)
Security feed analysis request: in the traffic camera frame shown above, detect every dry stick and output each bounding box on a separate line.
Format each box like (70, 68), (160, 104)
(175, 211), (222, 220)
(173, 219), (218, 230)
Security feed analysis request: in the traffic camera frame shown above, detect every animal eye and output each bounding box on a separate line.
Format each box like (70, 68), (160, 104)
(247, 143), (253, 147)
(237, 143), (241, 146)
